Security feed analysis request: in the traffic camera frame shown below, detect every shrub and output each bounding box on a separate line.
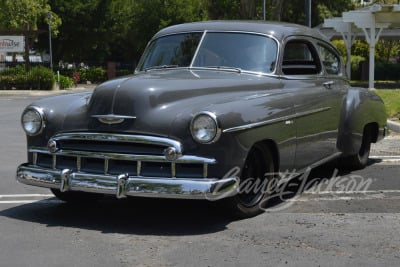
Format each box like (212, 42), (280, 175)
(28, 66), (55, 90)
(0, 65), (26, 76)
(78, 68), (88, 83)
(0, 75), (17, 89)
(0, 66), (55, 90)
(58, 75), (74, 89)
(116, 69), (133, 77)
(375, 63), (400, 81)
(72, 71), (80, 85)
(86, 67), (107, 83)
(350, 56), (365, 80)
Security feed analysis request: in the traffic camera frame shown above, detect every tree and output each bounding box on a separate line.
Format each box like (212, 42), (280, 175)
(49, 0), (114, 63)
(270, 0), (284, 21)
(47, 0), (361, 65)
(0, 0), (61, 70)
(376, 40), (400, 63)
(50, 0), (206, 64)
(207, 0), (355, 25)
(240, 0), (257, 19)
(276, 0), (355, 26)
(0, 0), (61, 35)
(206, 0), (240, 19)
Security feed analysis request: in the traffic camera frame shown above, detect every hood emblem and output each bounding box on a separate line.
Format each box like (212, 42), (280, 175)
(92, 114), (136, 125)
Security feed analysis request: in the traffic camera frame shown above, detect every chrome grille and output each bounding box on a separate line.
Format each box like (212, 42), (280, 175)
(30, 133), (215, 179)
(58, 139), (165, 155)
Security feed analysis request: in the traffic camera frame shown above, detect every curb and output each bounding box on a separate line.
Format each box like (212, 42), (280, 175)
(387, 120), (400, 133)
(0, 85), (96, 96)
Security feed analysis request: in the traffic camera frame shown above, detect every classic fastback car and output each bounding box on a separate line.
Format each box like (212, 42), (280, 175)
(17, 21), (386, 217)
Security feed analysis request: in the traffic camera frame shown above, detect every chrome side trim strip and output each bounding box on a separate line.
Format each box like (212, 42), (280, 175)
(223, 107), (331, 133)
(16, 164), (239, 200)
(294, 107), (332, 118)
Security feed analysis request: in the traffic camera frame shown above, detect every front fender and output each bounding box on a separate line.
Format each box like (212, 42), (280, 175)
(168, 88), (295, 177)
(25, 92), (92, 148)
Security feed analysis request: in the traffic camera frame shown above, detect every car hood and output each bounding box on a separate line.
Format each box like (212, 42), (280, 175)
(79, 69), (281, 137)
(89, 69), (280, 112)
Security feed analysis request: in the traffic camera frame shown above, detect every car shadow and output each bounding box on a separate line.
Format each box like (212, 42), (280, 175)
(0, 196), (233, 236)
(0, 158), (380, 235)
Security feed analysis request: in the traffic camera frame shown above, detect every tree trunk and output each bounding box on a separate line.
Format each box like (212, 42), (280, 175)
(240, 0), (256, 19)
(271, 0), (284, 21)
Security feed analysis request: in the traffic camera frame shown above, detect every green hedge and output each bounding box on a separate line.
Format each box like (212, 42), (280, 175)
(351, 60), (400, 81)
(57, 67), (107, 84)
(0, 66), (55, 90)
(350, 56), (365, 80)
(375, 63), (400, 81)
(58, 75), (74, 89)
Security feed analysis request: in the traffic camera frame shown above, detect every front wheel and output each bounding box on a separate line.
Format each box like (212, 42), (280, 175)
(223, 143), (276, 218)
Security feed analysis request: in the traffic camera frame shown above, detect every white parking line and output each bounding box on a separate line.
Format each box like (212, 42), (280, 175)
(369, 156), (400, 163)
(0, 194), (57, 204)
(0, 194), (53, 198)
(0, 200), (58, 204)
(292, 190), (400, 202)
(1, 190), (400, 204)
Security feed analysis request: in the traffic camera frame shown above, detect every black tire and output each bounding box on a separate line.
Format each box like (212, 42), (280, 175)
(51, 188), (100, 203)
(223, 143), (276, 218)
(345, 130), (372, 170)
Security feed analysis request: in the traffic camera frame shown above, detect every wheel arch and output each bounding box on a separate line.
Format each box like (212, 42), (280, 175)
(364, 122), (379, 143)
(250, 139), (280, 173)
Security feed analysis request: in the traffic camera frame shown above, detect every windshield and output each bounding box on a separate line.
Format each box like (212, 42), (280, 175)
(137, 32), (278, 74)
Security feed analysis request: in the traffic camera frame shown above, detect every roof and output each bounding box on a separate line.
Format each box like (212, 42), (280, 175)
(153, 20), (329, 42)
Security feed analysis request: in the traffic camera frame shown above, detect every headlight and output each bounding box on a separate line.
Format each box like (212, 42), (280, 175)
(21, 107), (45, 136)
(190, 112), (221, 144)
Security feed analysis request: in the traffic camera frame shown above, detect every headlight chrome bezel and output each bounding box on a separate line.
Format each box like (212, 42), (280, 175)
(190, 111), (221, 144)
(21, 106), (46, 136)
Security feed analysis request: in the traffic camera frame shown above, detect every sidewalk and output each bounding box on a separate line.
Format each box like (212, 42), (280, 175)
(371, 132), (400, 156)
(387, 120), (400, 133)
(0, 84), (97, 96)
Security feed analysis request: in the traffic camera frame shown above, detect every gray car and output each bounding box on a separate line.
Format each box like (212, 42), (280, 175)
(17, 21), (387, 217)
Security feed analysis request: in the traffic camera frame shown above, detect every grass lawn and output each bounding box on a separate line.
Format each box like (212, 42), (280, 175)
(373, 89), (400, 119)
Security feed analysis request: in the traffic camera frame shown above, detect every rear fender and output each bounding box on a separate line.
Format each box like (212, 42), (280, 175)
(337, 88), (386, 155)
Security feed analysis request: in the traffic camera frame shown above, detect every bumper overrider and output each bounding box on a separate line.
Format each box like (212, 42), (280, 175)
(16, 164), (238, 200)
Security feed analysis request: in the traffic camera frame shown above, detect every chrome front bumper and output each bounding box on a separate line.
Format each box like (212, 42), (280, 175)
(16, 164), (239, 200)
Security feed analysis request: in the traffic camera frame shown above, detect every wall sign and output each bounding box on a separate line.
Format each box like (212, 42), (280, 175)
(0, 36), (24, 52)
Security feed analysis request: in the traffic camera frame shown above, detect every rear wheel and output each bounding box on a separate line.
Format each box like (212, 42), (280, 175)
(224, 143), (276, 218)
(345, 130), (372, 170)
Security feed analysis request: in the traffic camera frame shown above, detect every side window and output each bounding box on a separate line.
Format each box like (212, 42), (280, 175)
(318, 44), (341, 75)
(282, 41), (321, 75)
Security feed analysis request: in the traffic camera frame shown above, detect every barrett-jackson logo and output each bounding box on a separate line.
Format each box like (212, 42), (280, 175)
(0, 39), (20, 49)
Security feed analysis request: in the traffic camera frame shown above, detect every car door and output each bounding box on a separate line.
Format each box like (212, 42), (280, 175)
(280, 38), (344, 170)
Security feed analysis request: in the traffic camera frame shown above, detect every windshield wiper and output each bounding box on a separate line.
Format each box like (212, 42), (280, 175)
(144, 65), (179, 72)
